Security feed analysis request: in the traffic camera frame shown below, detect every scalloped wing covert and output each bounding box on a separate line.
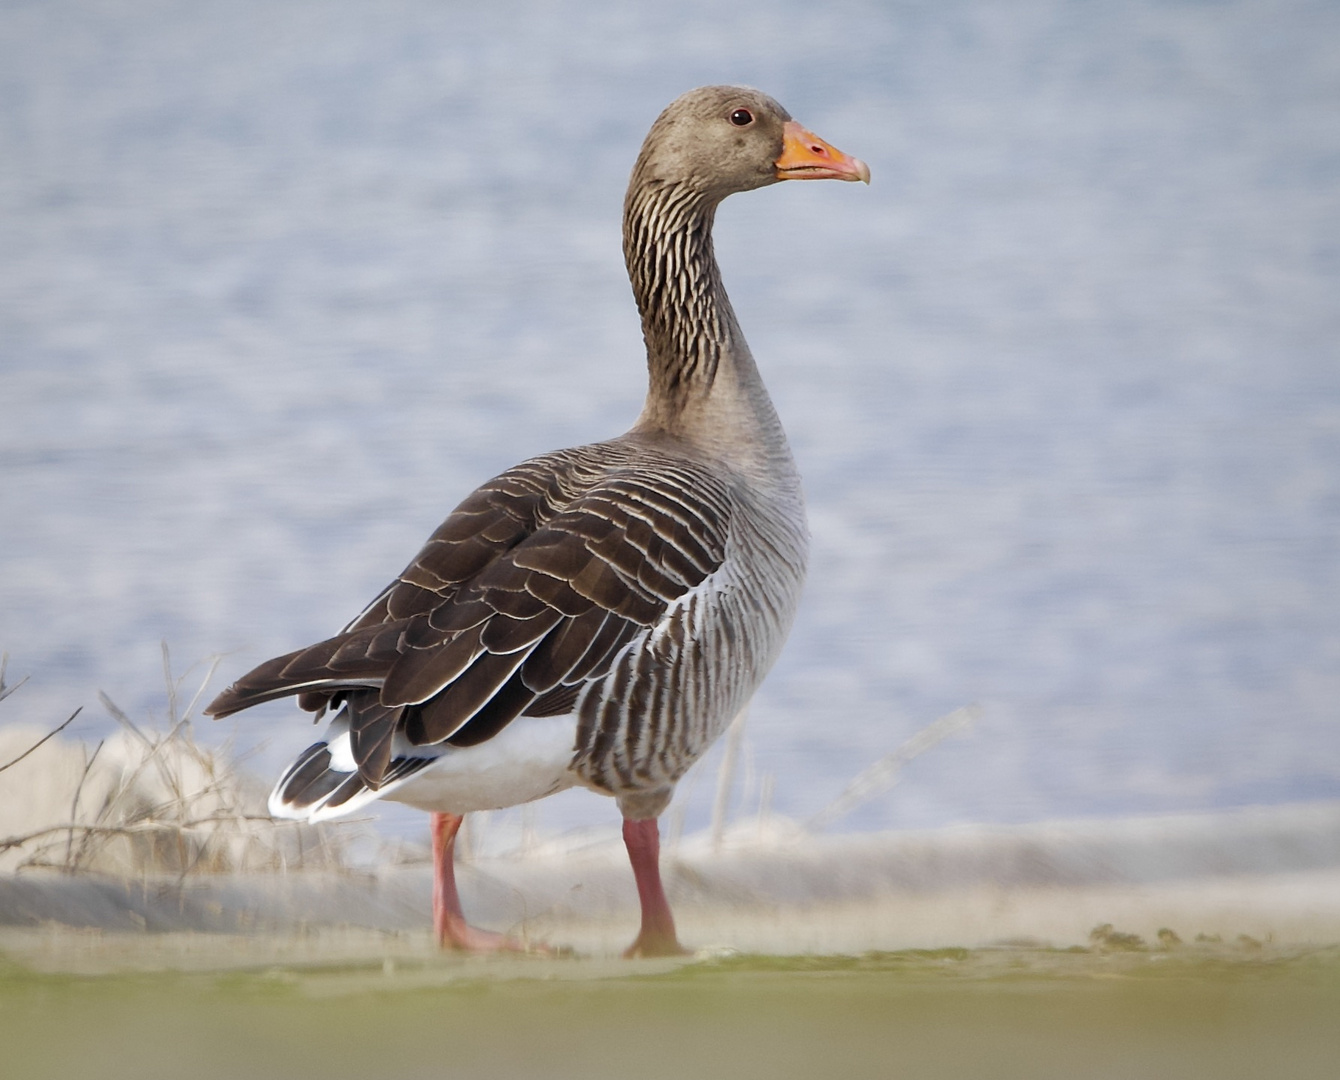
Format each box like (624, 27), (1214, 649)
(205, 441), (733, 788)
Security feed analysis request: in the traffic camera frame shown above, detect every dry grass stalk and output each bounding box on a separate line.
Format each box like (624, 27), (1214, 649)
(0, 647), (365, 877)
(807, 705), (981, 832)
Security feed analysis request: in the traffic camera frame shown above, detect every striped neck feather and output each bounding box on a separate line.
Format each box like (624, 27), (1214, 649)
(623, 178), (736, 415)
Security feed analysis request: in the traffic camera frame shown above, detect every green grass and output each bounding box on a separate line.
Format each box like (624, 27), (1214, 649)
(3, 945), (1338, 1079)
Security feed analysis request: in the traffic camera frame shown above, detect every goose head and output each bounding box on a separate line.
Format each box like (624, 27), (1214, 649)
(630, 85), (869, 202)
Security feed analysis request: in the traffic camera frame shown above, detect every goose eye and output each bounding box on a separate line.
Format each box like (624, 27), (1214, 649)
(729, 108), (754, 127)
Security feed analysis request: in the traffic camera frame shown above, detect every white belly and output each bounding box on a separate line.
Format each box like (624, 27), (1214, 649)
(384, 714), (583, 814)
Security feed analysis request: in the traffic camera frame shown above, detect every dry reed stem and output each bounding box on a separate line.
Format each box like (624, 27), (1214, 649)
(0, 707), (82, 776)
(0, 647), (366, 876)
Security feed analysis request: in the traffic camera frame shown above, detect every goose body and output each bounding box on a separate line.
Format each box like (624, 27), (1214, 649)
(257, 436), (806, 824)
(207, 86), (867, 954)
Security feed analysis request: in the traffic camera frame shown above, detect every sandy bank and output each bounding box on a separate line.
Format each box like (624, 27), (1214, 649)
(3, 800), (1338, 966)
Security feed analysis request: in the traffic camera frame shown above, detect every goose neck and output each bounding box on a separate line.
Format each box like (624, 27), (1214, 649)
(623, 181), (740, 413)
(622, 177), (796, 485)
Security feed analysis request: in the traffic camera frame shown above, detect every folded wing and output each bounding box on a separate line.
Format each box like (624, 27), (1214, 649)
(206, 442), (733, 788)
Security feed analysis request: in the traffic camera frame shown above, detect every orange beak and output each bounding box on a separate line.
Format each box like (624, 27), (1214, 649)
(775, 120), (870, 183)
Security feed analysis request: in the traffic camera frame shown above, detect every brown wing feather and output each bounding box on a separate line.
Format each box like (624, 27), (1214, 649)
(519, 607), (609, 692)
(402, 649), (528, 743)
(347, 693), (400, 786)
(205, 441), (733, 786)
(205, 620), (409, 718)
(340, 456), (575, 632)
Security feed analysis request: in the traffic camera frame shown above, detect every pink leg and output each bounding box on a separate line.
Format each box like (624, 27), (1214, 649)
(430, 811), (533, 953)
(621, 817), (689, 958)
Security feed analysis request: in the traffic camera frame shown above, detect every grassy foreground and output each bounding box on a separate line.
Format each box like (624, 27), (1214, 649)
(3, 944), (1338, 1080)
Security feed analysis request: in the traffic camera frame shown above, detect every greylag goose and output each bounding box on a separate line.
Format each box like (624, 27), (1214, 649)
(206, 85), (868, 957)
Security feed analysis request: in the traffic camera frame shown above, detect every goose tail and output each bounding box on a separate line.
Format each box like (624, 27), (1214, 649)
(268, 711), (434, 824)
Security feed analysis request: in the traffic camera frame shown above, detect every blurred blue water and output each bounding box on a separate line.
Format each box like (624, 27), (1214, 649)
(2, 0), (1338, 837)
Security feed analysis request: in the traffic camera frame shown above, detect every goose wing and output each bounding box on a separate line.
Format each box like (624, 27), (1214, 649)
(205, 443), (732, 785)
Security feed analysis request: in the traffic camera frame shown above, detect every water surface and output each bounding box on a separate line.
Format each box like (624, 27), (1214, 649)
(2, 0), (1338, 836)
